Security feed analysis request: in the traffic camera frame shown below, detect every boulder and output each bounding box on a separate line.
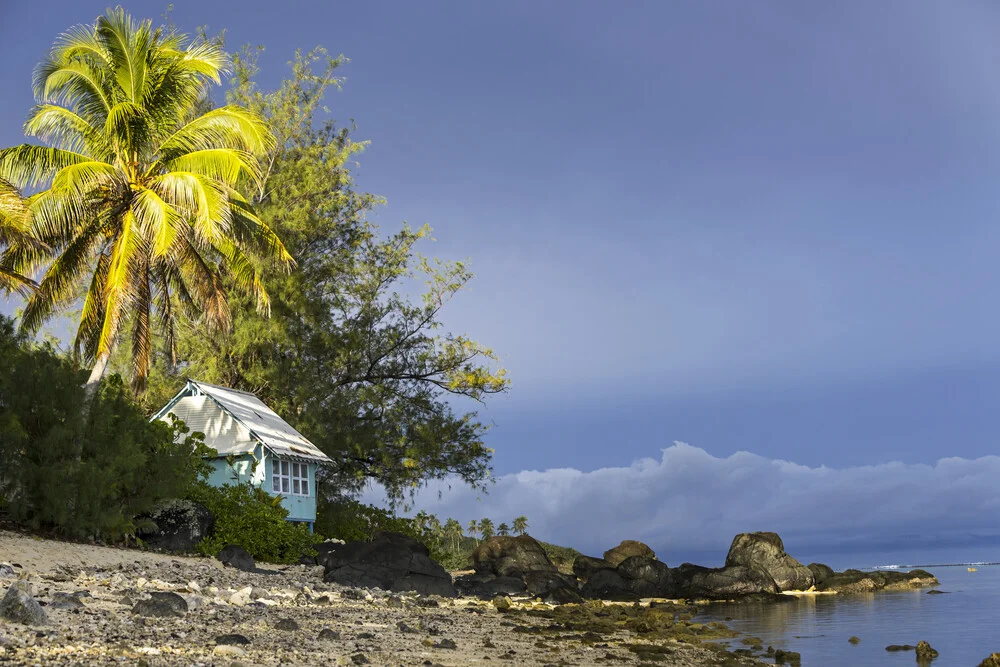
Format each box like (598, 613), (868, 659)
(0, 582), (47, 626)
(673, 562), (780, 599)
(471, 535), (556, 577)
(0, 563), (15, 579)
(916, 640), (938, 660)
(132, 591), (188, 617)
(323, 531), (456, 597)
(315, 540), (345, 569)
(580, 569), (638, 601)
(816, 568), (938, 594)
(603, 540), (655, 567)
(521, 571), (582, 604)
(137, 499), (214, 553)
(979, 653), (1000, 667)
(217, 545), (255, 572)
(807, 562), (834, 585)
(453, 572), (527, 599)
(572, 555), (612, 581)
(725, 532), (813, 591)
(617, 556), (674, 598)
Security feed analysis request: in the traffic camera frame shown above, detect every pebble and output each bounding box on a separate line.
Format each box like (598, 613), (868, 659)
(274, 618), (299, 631)
(317, 628), (341, 641)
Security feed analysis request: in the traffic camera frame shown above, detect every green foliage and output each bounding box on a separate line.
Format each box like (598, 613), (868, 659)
(315, 495), (415, 543)
(143, 46), (508, 504)
(0, 316), (210, 540)
(189, 481), (321, 564)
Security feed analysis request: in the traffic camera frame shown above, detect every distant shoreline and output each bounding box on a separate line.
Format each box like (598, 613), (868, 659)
(867, 562), (999, 570)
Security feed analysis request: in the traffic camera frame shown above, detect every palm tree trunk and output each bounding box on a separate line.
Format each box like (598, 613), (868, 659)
(84, 352), (110, 404)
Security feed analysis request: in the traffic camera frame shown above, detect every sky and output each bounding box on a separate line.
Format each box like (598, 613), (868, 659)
(2, 2), (1000, 560)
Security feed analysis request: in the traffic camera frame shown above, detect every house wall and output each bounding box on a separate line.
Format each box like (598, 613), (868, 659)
(262, 451), (317, 524)
(205, 454), (264, 488)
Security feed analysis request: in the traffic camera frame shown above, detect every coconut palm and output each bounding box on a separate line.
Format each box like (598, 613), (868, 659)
(512, 515), (528, 536)
(0, 8), (292, 393)
(443, 518), (463, 554)
(478, 518), (495, 540)
(0, 179), (40, 296)
(497, 522), (510, 537)
(467, 519), (479, 543)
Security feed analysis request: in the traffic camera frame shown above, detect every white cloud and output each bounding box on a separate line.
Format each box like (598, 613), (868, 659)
(362, 442), (1000, 563)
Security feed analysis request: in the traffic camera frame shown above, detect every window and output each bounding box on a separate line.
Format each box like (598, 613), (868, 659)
(271, 459), (309, 496)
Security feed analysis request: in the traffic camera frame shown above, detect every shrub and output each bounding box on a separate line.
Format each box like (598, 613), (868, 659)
(315, 495), (415, 543)
(189, 482), (321, 563)
(0, 317), (210, 540)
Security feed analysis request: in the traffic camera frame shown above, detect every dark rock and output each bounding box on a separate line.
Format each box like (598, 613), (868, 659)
(351, 654), (371, 665)
(323, 531), (456, 597)
(397, 621), (420, 633)
(886, 645), (916, 652)
(521, 571), (581, 604)
(453, 572), (526, 599)
(603, 540), (655, 567)
(927, 589), (949, 595)
(849, 636), (861, 644)
(317, 628), (341, 641)
(673, 562), (779, 599)
(217, 545), (255, 572)
(580, 569), (638, 601)
(357, 632), (375, 639)
(315, 541), (343, 569)
(617, 556), (674, 598)
(215, 634), (251, 646)
(572, 555), (613, 581)
(132, 592), (188, 618)
(774, 649), (801, 665)
(818, 568), (938, 594)
(0, 582), (47, 626)
(137, 499), (214, 553)
(341, 588), (366, 600)
(807, 563), (835, 585)
(275, 618), (299, 631)
(0, 564), (14, 579)
(432, 638), (458, 649)
(978, 653), (1000, 667)
(298, 555), (317, 566)
(471, 535), (556, 577)
(916, 640), (939, 660)
(725, 532), (813, 591)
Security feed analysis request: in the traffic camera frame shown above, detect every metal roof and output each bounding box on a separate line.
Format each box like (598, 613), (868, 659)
(157, 380), (333, 465)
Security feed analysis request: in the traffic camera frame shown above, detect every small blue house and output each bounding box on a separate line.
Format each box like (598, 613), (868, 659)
(154, 380), (332, 531)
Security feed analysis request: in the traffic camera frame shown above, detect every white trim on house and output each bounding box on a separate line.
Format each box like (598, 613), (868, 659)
(271, 458), (310, 496)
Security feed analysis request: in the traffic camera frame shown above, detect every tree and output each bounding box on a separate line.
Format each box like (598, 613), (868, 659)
(478, 518), (495, 540)
(443, 518), (463, 554)
(0, 179), (39, 296)
(143, 47), (508, 502)
(512, 516), (528, 536)
(0, 8), (291, 395)
(497, 522), (510, 537)
(467, 519), (479, 543)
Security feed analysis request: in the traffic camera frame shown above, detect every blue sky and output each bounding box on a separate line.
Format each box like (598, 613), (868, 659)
(3, 2), (1000, 557)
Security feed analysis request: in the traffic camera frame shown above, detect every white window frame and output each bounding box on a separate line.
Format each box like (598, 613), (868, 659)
(271, 458), (310, 497)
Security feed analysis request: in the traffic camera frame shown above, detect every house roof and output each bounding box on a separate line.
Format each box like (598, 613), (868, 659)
(156, 380), (333, 465)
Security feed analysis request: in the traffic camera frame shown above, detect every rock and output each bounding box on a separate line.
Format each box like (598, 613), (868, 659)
(49, 592), (86, 610)
(217, 545), (255, 572)
(0, 582), (47, 626)
(849, 636), (861, 644)
(818, 568), (938, 594)
(132, 591), (188, 617)
(323, 531), (456, 597)
(774, 649), (801, 665)
(978, 653), (1000, 667)
(581, 569), (638, 601)
(916, 640), (939, 660)
(926, 589), (949, 595)
(0, 564), (14, 579)
(318, 628), (341, 641)
(472, 535), (557, 577)
(725, 532), (813, 591)
(228, 586), (253, 606)
(817, 569), (879, 594)
(886, 645), (916, 652)
(351, 654), (371, 665)
(603, 540), (655, 567)
(521, 571), (582, 604)
(275, 618), (299, 631)
(572, 555), (612, 581)
(315, 541), (343, 569)
(215, 634), (251, 646)
(214, 645), (247, 657)
(432, 638), (458, 649)
(617, 556), (673, 598)
(807, 562), (835, 585)
(137, 499), (214, 553)
(673, 562), (779, 599)
(491, 596), (512, 612)
(453, 572), (526, 599)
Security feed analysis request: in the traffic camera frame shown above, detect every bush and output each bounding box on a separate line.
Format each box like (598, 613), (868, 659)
(0, 317), (210, 540)
(315, 495), (415, 543)
(189, 482), (321, 563)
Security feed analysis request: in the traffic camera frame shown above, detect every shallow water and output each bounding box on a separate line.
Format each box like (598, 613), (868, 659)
(698, 564), (1000, 666)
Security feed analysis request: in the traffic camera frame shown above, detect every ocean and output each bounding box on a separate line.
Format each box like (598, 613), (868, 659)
(698, 562), (1000, 666)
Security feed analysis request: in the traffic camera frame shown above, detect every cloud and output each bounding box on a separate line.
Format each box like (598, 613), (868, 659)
(362, 442), (1000, 563)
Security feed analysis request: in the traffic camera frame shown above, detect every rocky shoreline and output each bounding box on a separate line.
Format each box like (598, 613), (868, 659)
(0, 529), (940, 666)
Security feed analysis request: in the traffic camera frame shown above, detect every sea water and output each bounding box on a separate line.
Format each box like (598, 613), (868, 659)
(698, 564), (1000, 666)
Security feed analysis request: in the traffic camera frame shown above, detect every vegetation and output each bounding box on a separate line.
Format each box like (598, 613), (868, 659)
(0, 8), (291, 394)
(0, 315), (211, 541)
(189, 481), (321, 563)
(0, 179), (37, 296)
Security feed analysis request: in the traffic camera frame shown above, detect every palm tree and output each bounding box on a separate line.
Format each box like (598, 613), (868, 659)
(443, 518), (463, 554)
(0, 8), (292, 394)
(512, 515), (528, 536)
(467, 519), (479, 543)
(0, 179), (40, 296)
(497, 522), (510, 537)
(478, 518), (495, 540)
